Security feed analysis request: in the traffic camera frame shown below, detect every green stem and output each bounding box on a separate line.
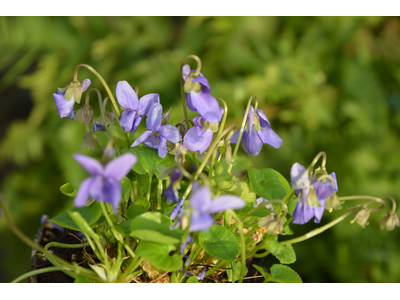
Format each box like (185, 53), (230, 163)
(229, 210), (246, 283)
(12, 266), (70, 283)
(118, 257), (144, 283)
(157, 179), (163, 210)
(205, 260), (225, 278)
(227, 96), (257, 174)
(281, 211), (354, 246)
(147, 174), (153, 202)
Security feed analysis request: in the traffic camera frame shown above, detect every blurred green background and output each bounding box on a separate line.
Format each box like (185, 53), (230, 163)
(1, 16), (400, 282)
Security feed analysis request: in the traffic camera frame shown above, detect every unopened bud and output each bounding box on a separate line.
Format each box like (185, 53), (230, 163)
(162, 108), (172, 125)
(75, 104), (94, 124)
(351, 208), (370, 228)
(93, 121), (106, 132)
(325, 192), (342, 212)
(258, 214), (284, 235)
(105, 112), (114, 126)
(380, 212), (400, 231)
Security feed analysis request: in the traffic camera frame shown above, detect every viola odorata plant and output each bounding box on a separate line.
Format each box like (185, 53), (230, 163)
(0, 55), (398, 283)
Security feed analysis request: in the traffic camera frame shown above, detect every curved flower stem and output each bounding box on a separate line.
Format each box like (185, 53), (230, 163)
(281, 211), (354, 246)
(12, 266), (71, 283)
(180, 55), (202, 128)
(383, 196), (397, 214)
(73, 64), (130, 148)
(339, 196), (387, 212)
(229, 210), (246, 283)
(308, 151), (327, 172)
(227, 96), (258, 174)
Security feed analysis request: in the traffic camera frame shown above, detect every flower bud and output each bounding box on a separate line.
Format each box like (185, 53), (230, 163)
(380, 212), (400, 231)
(258, 214), (284, 235)
(75, 104), (94, 124)
(58, 79), (91, 104)
(67, 110), (77, 120)
(104, 112), (114, 126)
(325, 192), (342, 212)
(162, 108), (172, 125)
(93, 121), (106, 132)
(351, 208), (370, 228)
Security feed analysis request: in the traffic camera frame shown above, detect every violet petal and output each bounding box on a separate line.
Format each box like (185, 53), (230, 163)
(183, 126), (213, 154)
(159, 125), (182, 144)
(116, 81), (138, 110)
(207, 195), (246, 214)
(131, 130), (154, 147)
(257, 127), (283, 149)
(75, 177), (95, 207)
(119, 110), (137, 132)
(104, 153), (137, 181)
(73, 154), (104, 176)
(189, 212), (214, 232)
(53, 93), (75, 118)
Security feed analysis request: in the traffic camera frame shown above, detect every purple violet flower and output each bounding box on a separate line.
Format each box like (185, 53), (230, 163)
(231, 105), (282, 156)
(182, 64), (223, 124)
(131, 103), (182, 158)
(170, 198), (185, 220)
(73, 153), (137, 212)
(116, 81), (160, 133)
(183, 116), (214, 154)
(53, 79), (91, 118)
(290, 163), (335, 225)
(188, 185), (245, 232)
(185, 267), (206, 281)
(163, 169), (183, 203)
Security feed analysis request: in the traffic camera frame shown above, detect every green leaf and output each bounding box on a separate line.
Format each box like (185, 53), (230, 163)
(122, 147), (175, 179)
(60, 183), (77, 197)
(49, 202), (103, 231)
(227, 261), (248, 282)
(135, 242), (182, 272)
(74, 275), (92, 283)
(270, 264), (302, 283)
(119, 212), (183, 242)
(216, 177), (256, 203)
(265, 237), (296, 264)
(133, 173), (149, 197)
(126, 197), (150, 219)
(248, 167), (291, 200)
(129, 229), (180, 244)
(252, 264), (302, 283)
(121, 177), (131, 202)
(199, 225), (239, 260)
(186, 277), (199, 283)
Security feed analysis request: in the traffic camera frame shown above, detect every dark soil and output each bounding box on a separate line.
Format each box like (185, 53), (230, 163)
(28, 224), (97, 283)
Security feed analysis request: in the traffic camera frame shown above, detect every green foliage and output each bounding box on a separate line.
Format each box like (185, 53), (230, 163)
(265, 236), (296, 264)
(248, 167), (292, 201)
(253, 264), (302, 283)
(126, 197), (150, 219)
(199, 225), (239, 260)
(122, 147), (176, 179)
(49, 202), (103, 231)
(59, 183), (77, 197)
(135, 242), (182, 272)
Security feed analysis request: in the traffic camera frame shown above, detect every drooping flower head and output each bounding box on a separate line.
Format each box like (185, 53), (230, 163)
(183, 116), (214, 154)
(116, 81), (160, 133)
(290, 163), (335, 225)
(231, 105), (282, 156)
(74, 153), (137, 211)
(182, 64), (223, 124)
(53, 79), (91, 118)
(188, 185), (245, 232)
(131, 103), (182, 158)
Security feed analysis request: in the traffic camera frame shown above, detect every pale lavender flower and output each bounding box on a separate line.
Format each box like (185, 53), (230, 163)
(116, 81), (160, 133)
(53, 79), (91, 118)
(290, 163), (335, 224)
(188, 185), (245, 232)
(131, 103), (182, 158)
(181, 235), (194, 266)
(182, 64), (223, 124)
(73, 153), (137, 211)
(231, 105), (282, 156)
(183, 116), (214, 154)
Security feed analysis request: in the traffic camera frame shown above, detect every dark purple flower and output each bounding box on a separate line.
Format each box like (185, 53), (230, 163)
(163, 169), (183, 203)
(53, 79), (91, 118)
(131, 103), (182, 158)
(231, 105), (282, 156)
(188, 185), (245, 232)
(290, 163), (335, 224)
(73, 153), (137, 211)
(93, 121), (106, 132)
(116, 81), (160, 133)
(182, 64), (223, 124)
(183, 116), (214, 154)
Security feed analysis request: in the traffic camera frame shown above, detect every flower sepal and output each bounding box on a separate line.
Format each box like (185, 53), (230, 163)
(380, 212), (400, 231)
